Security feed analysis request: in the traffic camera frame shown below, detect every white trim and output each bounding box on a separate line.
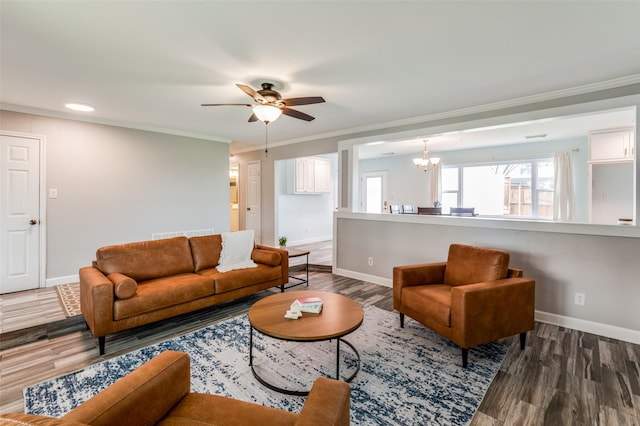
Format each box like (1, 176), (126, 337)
(0, 130), (47, 290)
(333, 268), (392, 288)
(0, 103), (230, 144)
(535, 310), (640, 345)
(45, 274), (79, 287)
(234, 74), (640, 153)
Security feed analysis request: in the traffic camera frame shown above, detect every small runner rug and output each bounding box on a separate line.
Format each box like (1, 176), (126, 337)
(25, 304), (506, 425)
(54, 283), (81, 318)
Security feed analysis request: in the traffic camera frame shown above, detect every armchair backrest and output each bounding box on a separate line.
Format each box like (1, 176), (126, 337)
(444, 244), (510, 286)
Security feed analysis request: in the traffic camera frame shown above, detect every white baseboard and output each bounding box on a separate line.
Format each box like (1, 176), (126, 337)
(289, 235), (333, 246)
(45, 274), (79, 287)
(535, 310), (640, 345)
(333, 268), (392, 288)
(334, 269), (639, 345)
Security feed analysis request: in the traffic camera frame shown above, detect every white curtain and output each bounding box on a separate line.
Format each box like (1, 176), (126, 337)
(427, 163), (441, 207)
(553, 151), (575, 221)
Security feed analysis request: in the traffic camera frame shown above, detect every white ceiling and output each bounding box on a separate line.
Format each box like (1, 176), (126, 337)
(1, 1), (639, 155)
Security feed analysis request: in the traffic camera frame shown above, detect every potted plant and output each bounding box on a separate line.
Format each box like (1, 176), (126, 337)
(278, 236), (287, 248)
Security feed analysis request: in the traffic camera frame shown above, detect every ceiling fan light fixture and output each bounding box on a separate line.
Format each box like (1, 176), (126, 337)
(252, 104), (282, 123)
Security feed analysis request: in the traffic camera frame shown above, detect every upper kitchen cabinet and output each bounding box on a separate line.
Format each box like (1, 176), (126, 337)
(589, 128), (635, 163)
(288, 157), (331, 194)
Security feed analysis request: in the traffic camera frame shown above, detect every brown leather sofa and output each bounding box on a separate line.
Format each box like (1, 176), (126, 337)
(80, 235), (288, 354)
(393, 244), (535, 367)
(1, 350), (351, 425)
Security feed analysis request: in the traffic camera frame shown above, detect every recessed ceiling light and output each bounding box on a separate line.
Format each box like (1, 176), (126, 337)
(65, 103), (95, 112)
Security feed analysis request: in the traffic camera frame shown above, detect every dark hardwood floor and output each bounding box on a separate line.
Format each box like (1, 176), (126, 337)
(1, 264), (639, 424)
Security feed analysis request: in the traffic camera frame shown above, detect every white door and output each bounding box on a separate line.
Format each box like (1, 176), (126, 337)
(245, 161), (261, 243)
(1, 134), (41, 293)
(361, 171), (388, 213)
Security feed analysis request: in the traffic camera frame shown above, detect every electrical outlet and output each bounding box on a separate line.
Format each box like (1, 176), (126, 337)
(574, 292), (585, 306)
(368, 257), (373, 266)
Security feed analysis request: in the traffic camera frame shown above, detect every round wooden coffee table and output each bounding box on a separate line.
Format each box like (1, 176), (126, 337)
(248, 290), (364, 396)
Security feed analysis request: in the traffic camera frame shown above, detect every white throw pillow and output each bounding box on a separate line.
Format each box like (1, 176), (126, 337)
(217, 230), (258, 272)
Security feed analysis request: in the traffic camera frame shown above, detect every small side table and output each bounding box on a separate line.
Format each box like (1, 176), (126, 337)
(281, 247), (310, 291)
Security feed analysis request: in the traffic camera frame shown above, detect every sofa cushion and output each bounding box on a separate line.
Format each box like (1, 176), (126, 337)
(162, 393), (298, 426)
(443, 244), (510, 286)
(251, 248), (281, 266)
(189, 234), (222, 272)
(401, 284), (453, 327)
(217, 230), (257, 272)
(96, 237), (195, 282)
(114, 273), (214, 320)
(108, 273), (137, 300)
(198, 264), (281, 294)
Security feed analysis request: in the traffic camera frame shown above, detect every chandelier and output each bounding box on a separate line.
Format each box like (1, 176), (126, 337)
(413, 139), (440, 172)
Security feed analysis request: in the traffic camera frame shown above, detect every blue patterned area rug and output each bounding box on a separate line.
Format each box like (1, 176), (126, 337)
(25, 305), (507, 425)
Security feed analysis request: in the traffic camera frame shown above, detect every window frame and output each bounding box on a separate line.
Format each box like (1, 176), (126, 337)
(441, 156), (554, 219)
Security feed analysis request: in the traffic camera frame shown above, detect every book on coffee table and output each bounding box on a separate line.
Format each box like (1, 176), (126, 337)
(291, 297), (323, 314)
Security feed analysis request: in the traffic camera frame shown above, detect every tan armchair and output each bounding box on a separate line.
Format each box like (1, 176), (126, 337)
(393, 244), (535, 367)
(2, 351), (351, 426)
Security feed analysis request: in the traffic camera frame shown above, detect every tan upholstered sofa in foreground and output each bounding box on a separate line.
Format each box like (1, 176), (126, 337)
(80, 234), (288, 354)
(1, 350), (351, 425)
(393, 243), (535, 367)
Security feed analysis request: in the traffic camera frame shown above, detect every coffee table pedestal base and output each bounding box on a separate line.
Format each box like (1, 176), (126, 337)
(249, 327), (361, 396)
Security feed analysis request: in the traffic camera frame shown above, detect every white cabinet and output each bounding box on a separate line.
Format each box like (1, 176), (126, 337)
(289, 157), (331, 194)
(589, 129), (634, 163)
(314, 158), (331, 193)
(588, 128), (635, 224)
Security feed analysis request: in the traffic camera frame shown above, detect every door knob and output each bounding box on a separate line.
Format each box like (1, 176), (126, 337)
(30, 219), (38, 225)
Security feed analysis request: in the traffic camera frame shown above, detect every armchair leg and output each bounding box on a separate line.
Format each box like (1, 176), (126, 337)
(462, 348), (468, 368)
(99, 336), (105, 355)
(399, 313), (404, 328)
(520, 332), (526, 350)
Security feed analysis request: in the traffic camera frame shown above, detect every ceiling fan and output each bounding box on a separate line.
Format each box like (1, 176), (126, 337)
(201, 83), (325, 124)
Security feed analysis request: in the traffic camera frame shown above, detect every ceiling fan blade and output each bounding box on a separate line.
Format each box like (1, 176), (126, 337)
(201, 103), (252, 107)
(282, 108), (315, 121)
(236, 84), (266, 103)
(281, 96), (325, 106)
(248, 113), (258, 122)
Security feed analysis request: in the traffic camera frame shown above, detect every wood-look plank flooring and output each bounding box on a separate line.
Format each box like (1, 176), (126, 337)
(1, 241), (639, 424)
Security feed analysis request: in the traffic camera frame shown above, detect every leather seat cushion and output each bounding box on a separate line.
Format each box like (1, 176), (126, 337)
(159, 393), (298, 426)
(401, 284), (453, 327)
(198, 264), (281, 294)
(114, 273), (214, 320)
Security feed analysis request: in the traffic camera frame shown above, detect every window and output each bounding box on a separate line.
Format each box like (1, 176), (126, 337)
(441, 159), (554, 219)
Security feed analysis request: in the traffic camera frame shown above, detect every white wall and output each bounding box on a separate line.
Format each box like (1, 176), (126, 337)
(0, 110), (230, 283)
(276, 155), (336, 245)
(359, 155), (430, 209)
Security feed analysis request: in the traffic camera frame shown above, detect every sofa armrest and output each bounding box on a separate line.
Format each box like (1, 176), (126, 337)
(393, 262), (446, 310)
(256, 244), (289, 284)
(450, 277), (535, 348)
(79, 267), (115, 338)
(296, 377), (351, 426)
(62, 351), (190, 426)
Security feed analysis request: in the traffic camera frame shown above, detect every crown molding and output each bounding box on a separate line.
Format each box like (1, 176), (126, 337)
(0, 103), (231, 144)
